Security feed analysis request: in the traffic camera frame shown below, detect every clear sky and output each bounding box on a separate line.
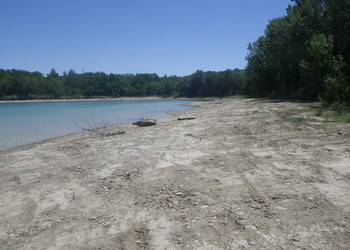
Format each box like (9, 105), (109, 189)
(0, 0), (292, 76)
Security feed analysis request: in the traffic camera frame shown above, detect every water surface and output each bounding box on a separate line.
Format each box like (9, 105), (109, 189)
(0, 100), (194, 151)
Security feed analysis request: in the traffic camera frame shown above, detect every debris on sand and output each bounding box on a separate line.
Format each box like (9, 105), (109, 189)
(105, 130), (125, 136)
(177, 117), (196, 121)
(132, 119), (157, 127)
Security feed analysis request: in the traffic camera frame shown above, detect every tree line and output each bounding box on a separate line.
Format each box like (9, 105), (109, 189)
(0, 68), (246, 99)
(245, 0), (350, 105)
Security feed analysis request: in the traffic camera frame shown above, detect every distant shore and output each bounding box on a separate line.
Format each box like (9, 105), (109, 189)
(0, 96), (209, 104)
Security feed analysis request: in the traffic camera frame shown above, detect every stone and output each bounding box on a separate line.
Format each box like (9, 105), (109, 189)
(244, 225), (257, 231)
(236, 219), (246, 226)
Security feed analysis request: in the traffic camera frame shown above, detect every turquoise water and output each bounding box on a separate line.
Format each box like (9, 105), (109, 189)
(0, 100), (194, 151)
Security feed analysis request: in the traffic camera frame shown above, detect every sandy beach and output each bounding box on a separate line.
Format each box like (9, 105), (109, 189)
(0, 97), (349, 249)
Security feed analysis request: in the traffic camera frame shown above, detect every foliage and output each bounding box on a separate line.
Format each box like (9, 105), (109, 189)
(245, 0), (350, 105)
(0, 68), (246, 99)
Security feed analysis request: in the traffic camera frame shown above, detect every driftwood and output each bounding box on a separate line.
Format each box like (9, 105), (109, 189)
(132, 119), (157, 127)
(177, 117), (196, 121)
(78, 118), (125, 136)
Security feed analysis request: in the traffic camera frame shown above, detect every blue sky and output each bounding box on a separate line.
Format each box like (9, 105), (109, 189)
(0, 0), (292, 76)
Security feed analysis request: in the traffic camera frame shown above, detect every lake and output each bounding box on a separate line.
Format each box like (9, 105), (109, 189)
(0, 99), (194, 151)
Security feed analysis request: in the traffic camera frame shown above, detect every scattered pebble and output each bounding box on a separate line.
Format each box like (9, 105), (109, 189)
(244, 225), (257, 231)
(275, 206), (287, 211)
(236, 219), (246, 226)
(248, 240), (257, 245)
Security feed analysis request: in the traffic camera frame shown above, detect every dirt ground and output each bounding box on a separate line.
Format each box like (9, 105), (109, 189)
(0, 98), (349, 249)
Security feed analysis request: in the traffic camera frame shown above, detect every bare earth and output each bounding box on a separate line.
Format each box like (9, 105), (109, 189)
(1, 98), (349, 249)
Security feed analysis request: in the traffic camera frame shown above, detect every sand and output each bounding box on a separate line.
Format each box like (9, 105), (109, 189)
(0, 97), (349, 249)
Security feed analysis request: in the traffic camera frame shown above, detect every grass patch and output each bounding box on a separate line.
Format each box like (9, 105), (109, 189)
(314, 103), (350, 123)
(276, 107), (315, 125)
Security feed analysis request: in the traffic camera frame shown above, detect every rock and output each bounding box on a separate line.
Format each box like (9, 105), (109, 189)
(275, 206), (287, 211)
(244, 225), (257, 231)
(103, 222), (111, 227)
(248, 240), (257, 245)
(200, 205), (209, 209)
(249, 204), (262, 209)
(236, 219), (246, 226)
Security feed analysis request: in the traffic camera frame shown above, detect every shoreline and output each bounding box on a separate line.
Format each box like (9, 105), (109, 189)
(1, 97), (349, 249)
(0, 99), (200, 153)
